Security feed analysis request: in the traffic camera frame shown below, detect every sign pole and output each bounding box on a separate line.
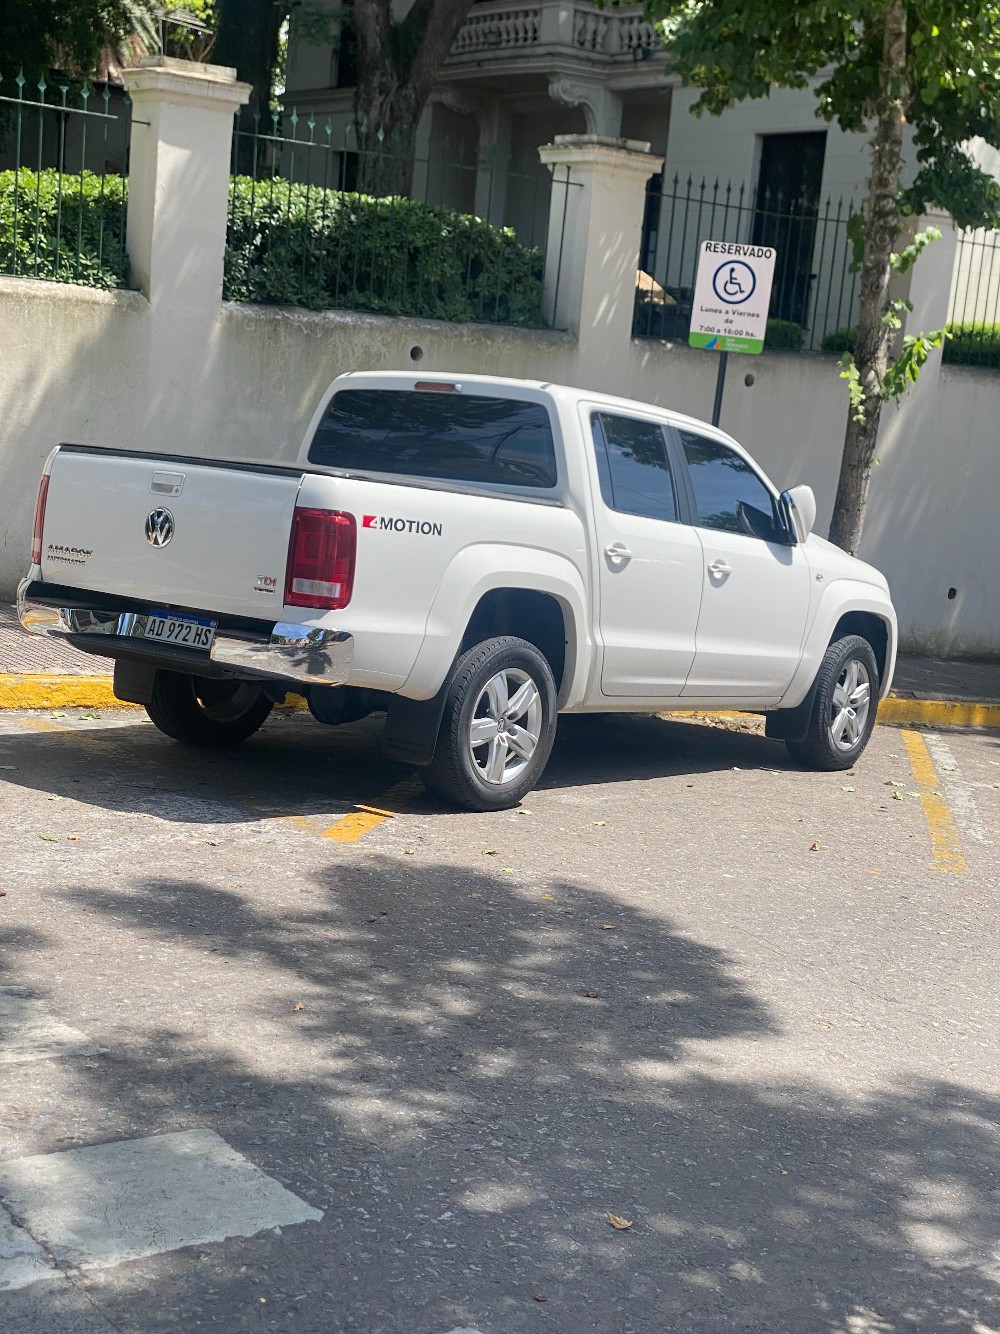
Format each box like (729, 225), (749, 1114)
(688, 241), (777, 426)
(711, 350), (728, 427)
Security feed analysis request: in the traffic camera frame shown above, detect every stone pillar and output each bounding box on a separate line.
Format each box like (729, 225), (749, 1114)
(897, 209), (959, 333)
(124, 57), (251, 311)
(539, 134), (662, 371)
(867, 209), (959, 560)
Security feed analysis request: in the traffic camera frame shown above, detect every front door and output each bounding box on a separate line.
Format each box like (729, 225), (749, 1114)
(675, 430), (811, 697)
(587, 409), (704, 698)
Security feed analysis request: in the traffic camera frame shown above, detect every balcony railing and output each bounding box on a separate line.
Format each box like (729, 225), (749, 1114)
(452, 6), (541, 55)
(449, 1), (662, 61)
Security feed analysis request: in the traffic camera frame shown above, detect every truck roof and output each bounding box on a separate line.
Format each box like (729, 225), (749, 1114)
(332, 371), (739, 447)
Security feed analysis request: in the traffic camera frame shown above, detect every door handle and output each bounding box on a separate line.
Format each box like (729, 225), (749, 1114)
(605, 542), (634, 560)
(708, 559), (732, 576)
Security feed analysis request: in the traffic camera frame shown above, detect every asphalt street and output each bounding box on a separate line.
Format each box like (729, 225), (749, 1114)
(0, 707), (998, 1333)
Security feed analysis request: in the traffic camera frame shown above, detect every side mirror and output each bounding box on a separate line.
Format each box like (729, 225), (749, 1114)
(781, 485), (817, 544)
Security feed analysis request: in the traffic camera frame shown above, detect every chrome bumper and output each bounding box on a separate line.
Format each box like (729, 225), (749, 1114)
(16, 579), (353, 687)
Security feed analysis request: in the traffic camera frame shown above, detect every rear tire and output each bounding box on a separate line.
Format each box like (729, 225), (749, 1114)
(145, 671), (273, 746)
(785, 635), (879, 771)
(423, 636), (558, 811)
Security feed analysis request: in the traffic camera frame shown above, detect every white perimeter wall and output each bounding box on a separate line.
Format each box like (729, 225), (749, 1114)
(2, 273), (998, 657)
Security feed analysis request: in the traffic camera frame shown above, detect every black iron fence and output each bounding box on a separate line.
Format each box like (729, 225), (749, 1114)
(226, 113), (572, 328)
(945, 227), (1000, 368)
(0, 72), (132, 288)
(635, 175), (862, 352)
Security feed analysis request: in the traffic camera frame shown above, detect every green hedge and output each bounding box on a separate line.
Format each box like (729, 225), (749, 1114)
(821, 326), (857, 353)
(224, 177), (545, 326)
(764, 318), (804, 350)
(0, 169), (129, 288)
(942, 322), (1000, 368)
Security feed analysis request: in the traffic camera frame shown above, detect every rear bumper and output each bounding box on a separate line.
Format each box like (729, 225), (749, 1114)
(16, 578), (353, 688)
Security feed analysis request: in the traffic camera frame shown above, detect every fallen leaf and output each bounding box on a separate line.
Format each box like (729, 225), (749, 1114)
(470, 893), (482, 898)
(293, 1002), (305, 1012)
(533, 1293), (547, 1302)
(482, 849), (497, 856)
(50, 712), (67, 719)
(600, 923), (616, 930)
(79, 714), (98, 721)
(66, 834), (80, 842)
(842, 785), (855, 792)
(809, 842), (821, 851)
(0, 765), (17, 770)
(540, 892), (556, 900)
(403, 849), (415, 855)
(0, 890), (7, 897)
(501, 867), (517, 873)
(517, 808), (533, 815)
(582, 990), (600, 999)
(39, 834), (59, 842)
(607, 1213), (633, 1230)
(885, 779), (903, 787)
(893, 792), (904, 802)
(592, 820), (607, 827)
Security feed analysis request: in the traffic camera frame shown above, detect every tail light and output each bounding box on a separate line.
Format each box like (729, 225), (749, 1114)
(30, 474), (50, 566)
(284, 507), (356, 610)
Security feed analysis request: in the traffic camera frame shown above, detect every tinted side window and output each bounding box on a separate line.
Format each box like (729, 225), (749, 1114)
(592, 413), (678, 522)
(679, 431), (780, 540)
(308, 390), (557, 488)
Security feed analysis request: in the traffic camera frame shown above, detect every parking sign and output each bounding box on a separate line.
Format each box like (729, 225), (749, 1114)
(689, 241), (777, 355)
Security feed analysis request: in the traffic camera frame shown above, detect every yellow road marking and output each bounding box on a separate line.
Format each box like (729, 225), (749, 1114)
(322, 776), (423, 843)
(902, 729), (967, 874)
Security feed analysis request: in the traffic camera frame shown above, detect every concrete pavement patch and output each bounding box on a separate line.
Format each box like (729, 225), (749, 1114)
(0, 988), (102, 1066)
(0, 1130), (323, 1275)
(0, 1211), (53, 1292)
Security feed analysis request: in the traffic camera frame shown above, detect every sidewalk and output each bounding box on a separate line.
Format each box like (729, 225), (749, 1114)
(2, 602), (998, 723)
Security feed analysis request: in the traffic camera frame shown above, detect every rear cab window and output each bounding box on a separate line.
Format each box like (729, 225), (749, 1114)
(308, 389), (558, 489)
(591, 412), (678, 522)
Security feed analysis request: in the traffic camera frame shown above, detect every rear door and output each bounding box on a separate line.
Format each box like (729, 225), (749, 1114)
(41, 448), (304, 619)
(674, 429), (811, 697)
(586, 408), (703, 697)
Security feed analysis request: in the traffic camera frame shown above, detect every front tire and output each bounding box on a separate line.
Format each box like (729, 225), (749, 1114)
(423, 636), (558, 811)
(785, 635), (879, 771)
(145, 670), (273, 746)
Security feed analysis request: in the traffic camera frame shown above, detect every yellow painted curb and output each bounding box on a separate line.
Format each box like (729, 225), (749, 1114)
(1, 674), (998, 730)
(0, 674), (131, 710)
(0, 674), (311, 712)
(878, 696), (1000, 730)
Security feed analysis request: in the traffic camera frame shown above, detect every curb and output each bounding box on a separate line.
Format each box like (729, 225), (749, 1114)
(1, 673), (999, 730)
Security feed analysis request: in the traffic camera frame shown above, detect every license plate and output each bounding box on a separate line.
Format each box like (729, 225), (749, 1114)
(142, 610), (216, 651)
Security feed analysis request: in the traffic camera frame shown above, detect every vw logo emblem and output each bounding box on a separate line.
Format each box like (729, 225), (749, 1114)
(145, 508), (175, 548)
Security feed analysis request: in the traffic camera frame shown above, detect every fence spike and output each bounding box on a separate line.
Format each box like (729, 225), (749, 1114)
(15, 68), (25, 93)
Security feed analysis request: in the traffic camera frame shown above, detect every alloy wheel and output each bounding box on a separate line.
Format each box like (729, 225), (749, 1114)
(468, 668), (543, 785)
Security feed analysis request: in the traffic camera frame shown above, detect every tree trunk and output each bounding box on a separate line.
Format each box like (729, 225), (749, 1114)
(213, 0), (289, 175)
(827, 0), (908, 555)
(351, 0), (474, 197)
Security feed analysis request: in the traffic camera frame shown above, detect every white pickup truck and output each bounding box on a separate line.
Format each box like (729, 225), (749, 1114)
(18, 371), (896, 810)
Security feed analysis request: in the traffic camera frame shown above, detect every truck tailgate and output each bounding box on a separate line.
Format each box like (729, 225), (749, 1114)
(40, 447), (304, 619)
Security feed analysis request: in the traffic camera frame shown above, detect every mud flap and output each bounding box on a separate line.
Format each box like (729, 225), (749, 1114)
(113, 659), (156, 705)
(764, 677), (820, 744)
(381, 684), (450, 766)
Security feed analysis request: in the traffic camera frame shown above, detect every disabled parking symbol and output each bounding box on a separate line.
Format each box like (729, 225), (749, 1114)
(712, 260), (757, 306)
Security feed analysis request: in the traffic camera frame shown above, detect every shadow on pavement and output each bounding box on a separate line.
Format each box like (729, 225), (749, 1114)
(1, 710), (798, 827)
(4, 856), (995, 1334)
